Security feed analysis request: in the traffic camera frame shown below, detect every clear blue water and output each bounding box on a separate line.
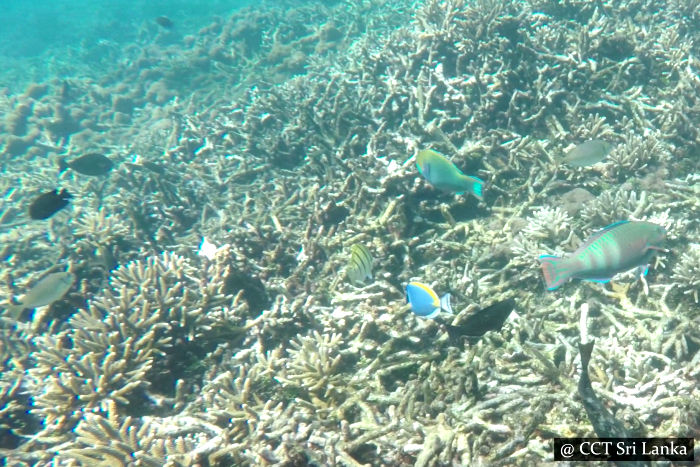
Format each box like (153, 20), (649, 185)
(0, 0), (252, 91)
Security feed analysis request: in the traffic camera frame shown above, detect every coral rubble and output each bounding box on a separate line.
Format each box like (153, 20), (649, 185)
(0, 0), (698, 465)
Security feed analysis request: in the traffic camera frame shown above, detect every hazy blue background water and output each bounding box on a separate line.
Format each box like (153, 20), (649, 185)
(0, 0), (252, 92)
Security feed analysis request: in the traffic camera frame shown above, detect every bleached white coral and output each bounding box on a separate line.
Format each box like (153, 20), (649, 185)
(670, 243), (700, 303)
(276, 331), (344, 398)
(57, 404), (208, 466)
(521, 206), (572, 243)
(580, 189), (653, 228)
(604, 130), (670, 181)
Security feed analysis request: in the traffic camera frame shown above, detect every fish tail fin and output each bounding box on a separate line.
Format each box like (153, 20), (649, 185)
(538, 255), (573, 290)
(58, 157), (69, 173)
(464, 176), (485, 200)
(440, 293), (453, 314)
(579, 340), (595, 369)
(636, 264), (650, 277)
(443, 323), (459, 343)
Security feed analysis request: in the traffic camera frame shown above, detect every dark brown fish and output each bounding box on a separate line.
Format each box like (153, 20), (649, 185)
(578, 340), (630, 437)
(444, 298), (515, 344)
(29, 189), (72, 220)
(59, 153), (113, 176)
(578, 341), (650, 466)
(155, 16), (174, 29)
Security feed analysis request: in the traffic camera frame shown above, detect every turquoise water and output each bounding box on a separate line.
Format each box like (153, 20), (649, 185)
(0, 0), (251, 92)
(0, 0), (698, 464)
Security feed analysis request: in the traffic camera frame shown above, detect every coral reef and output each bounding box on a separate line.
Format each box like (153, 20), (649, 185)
(0, 0), (698, 465)
(670, 243), (700, 303)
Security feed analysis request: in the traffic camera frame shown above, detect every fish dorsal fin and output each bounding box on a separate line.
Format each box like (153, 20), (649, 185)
(579, 220), (629, 248)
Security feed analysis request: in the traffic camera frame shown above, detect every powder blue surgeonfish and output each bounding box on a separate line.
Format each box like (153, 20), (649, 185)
(538, 220), (666, 291)
(416, 149), (484, 200)
(405, 281), (453, 318)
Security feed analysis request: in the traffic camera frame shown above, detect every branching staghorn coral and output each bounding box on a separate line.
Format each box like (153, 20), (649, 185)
(0, 0), (697, 464)
(56, 401), (213, 467)
(579, 188), (654, 228)
(520, 206), (573, 244)
(276, 331), (345, 399)
(603, 129), (671, 182)
(72, 208), (131, 246)
(0, 328), (32, 455)
(18, 251), (235, 462)
(670, 243), (700, 303)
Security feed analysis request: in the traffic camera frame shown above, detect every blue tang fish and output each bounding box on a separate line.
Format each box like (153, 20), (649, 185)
(405, 281), (453, 318)
(416, 149), (484, 200)
(538, 220), (666, 291)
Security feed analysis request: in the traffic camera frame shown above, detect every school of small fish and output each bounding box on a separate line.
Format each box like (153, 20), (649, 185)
(7, 151), (116, 315)
(9, 131), (665, 347)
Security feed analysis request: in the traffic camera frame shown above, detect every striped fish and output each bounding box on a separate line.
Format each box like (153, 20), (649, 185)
(538, 220), (666, 291)
(346, 244), (373, 284)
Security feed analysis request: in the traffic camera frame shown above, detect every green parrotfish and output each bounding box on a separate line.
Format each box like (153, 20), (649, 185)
(416, 149), (484, 200)
(538, 220), (666, 291)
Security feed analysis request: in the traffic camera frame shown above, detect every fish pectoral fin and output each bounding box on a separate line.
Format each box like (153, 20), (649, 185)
(636, 265), (650, 277)
(646, 245), (668, 252)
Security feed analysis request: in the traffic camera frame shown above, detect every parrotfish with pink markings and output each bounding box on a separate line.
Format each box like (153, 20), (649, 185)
(538, 220), (667, 291)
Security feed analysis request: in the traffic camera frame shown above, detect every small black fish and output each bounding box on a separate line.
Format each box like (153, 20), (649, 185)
(59, 153), (113, 176)
(443, 298), (515, 344)
(29, 189), (72, 220)
(155, 16), (174, 29)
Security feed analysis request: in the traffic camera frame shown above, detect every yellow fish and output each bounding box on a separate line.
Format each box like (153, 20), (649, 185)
(416, 149), (484, 200)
